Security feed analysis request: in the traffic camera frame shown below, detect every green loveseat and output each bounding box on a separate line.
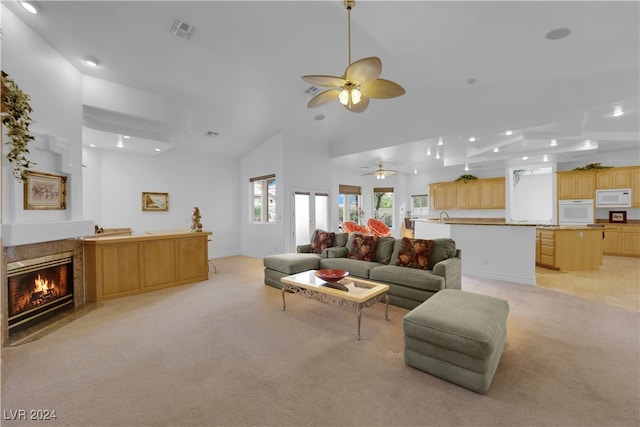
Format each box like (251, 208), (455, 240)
(263, 231), (461, 310)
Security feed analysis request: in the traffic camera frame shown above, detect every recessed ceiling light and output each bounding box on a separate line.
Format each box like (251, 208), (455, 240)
(426, 147), (432, 156)
(19, 1), (41, 14)
(413, 168), (417, 174)
(522, 156), (528, 160)
(584, 140), (592, 148)
(116, 142), (124, 148)
(546, 28), (571, 40)
(154, 148), (161, 152)
(493, 147), (500, 153)
(123, 135), (131, 139)
(612, 106), (624, 117)
(543, 155), (549, 162)
(505, 130), (513, 136)
(469, 137), (476, 142)
(435, 150), (440, 159)
(437, 137), (444, 146)
(464, 164), (469, 171)
(84, 56), (100, 67)
(89, 144), (96, 148)
(550, 139), (558, 147)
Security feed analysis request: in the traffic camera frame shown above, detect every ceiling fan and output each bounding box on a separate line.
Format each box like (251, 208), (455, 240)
(302, 0), (405, 113)
(362, 164), (398, 180)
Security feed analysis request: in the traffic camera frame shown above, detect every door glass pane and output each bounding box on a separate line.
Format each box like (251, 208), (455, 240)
(295, 193), (310, 247)
(315, 194), (329, 231)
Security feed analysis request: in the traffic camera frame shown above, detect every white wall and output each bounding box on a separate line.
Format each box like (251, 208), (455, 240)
(1, 5), (84, 225)
(82, 148), (241, 258)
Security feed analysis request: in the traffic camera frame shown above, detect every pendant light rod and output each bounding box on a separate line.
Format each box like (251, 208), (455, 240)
(345, 0), (355, 66)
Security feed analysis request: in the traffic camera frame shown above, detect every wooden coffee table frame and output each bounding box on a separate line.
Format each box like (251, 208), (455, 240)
(280, 270), (390, 340)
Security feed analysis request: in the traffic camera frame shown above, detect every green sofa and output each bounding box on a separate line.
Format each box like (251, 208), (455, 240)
(263, 231), (461, 310)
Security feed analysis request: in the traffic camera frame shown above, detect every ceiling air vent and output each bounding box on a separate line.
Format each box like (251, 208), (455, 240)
(170, 19), (195, 39)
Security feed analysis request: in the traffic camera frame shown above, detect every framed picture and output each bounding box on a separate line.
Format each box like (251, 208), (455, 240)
(23, 171), (67, 210)
(142, 192), (169, 212)
(609, 211), (627, 224)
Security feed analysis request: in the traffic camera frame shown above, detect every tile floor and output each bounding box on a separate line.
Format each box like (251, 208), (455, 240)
(536, 255), (639, 312)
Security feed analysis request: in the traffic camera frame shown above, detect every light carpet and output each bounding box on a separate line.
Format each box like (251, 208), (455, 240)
(1, 256), (638, 427)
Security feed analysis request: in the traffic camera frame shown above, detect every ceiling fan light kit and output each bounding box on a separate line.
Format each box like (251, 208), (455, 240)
(363, 164), (398, 180)
(301, 0), (405, 113)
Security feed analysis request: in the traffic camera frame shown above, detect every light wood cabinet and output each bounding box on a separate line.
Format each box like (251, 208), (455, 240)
(632, 168), (640, 207)
(456, 181), (479, 209)
(536, 227), (603, 270)
(84, 231), (211, 302)
(557, 171), (595, 200)
(596, 166), (635, 189)
(603, 224), (640, 257)
(430, 182), (457, 210)
(431, 177), (504, 210)
(479, 178), (506, 209)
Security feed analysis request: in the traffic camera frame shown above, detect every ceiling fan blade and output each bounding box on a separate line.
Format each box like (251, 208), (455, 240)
(301, 75), (346, 88)
(307, 89), (341, 108)
(344, 96), (370, 113)
(360, 78), (406, 99)
(345, 57), (382, 84)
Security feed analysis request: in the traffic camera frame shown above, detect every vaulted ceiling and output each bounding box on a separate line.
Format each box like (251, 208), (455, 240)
(6, 1), (639, 175)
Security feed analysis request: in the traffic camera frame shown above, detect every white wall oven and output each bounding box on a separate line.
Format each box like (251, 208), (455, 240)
(558, 199), (594, 225)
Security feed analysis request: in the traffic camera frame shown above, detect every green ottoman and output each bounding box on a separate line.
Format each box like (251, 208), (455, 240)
(263, 253), (321, 289)
(403, 289), (509, 394)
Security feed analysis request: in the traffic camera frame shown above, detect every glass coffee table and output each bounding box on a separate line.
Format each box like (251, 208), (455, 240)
(280, 270), (390, 340)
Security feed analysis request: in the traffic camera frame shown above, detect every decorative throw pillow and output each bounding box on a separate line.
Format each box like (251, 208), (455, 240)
(347, 233), (379, 262)
(310, 229), (335, 254)
(396, 237), (435, 270)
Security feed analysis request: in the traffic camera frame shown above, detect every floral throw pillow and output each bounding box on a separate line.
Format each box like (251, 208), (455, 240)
(396, 238), (435, 270)
(310, 230), (335, 254)
(348, 233), (379, 262)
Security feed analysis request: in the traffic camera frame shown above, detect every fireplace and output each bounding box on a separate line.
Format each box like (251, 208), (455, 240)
(7, 251), (74, 336)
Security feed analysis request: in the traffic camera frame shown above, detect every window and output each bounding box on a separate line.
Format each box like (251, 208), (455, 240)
(373, 187), (394, 228)
(338, 184), (362, 225)
(250, 174), (276, 223)
(411, 194), (429, 216)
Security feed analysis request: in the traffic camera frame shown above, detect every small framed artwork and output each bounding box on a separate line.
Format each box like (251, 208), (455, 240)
(23, 171), (67, 210)
(609, 211), (627, 224)
(142, 192), (169, 212)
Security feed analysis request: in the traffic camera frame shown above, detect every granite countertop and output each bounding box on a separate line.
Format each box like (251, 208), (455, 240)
(417, 218), (535, 226)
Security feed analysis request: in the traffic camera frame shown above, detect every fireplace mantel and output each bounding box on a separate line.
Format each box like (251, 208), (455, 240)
(2, 220), (94, 247)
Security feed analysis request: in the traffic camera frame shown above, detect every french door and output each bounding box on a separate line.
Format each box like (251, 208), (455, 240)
(292, 190), (330, 249)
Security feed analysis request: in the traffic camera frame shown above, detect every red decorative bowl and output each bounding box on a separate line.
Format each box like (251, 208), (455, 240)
(315, 269), (349, 283)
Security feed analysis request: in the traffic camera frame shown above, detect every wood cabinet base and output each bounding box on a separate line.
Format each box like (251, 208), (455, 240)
(84, 231), (211, 302)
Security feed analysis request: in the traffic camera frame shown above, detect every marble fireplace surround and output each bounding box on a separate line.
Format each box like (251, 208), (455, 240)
(2, 238), (86, 346)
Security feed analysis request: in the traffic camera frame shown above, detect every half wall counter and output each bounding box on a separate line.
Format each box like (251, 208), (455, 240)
(84, 230), (212, 302)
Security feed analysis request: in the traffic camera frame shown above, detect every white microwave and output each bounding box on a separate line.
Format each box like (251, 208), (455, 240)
(596, 189), (631, 207)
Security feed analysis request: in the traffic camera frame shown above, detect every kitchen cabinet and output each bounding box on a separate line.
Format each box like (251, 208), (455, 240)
(603, 224), (640, 257)
(596, 166), (636, 189)
(536, 227), (603, 270)
(430, 182), (457, 210)
(632, 168), (640, 207)
(430, 177), (504, 210)
(557, 171), (595, 200)
(456, 181), (480, 209)
(479, 178), (506, 209)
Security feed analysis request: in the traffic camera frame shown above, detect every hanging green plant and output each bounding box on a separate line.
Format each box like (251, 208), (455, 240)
(573, 162), (612, 171)
(455, 174), (478, 182)
(1, 70), (36, 182)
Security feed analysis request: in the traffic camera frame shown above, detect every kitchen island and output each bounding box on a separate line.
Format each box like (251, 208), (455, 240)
(415, 219), (605, 284)
(415, 219), (537, 285)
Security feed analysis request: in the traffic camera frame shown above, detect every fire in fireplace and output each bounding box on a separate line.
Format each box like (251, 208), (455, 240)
(7, 251), (74, 335)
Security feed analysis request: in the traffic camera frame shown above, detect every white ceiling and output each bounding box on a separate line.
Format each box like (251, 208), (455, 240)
(6, 0), (639, 175)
